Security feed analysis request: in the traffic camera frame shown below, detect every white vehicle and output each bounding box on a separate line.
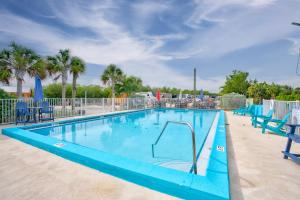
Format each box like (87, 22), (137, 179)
(181, 94), (192, 99)
(134, 92), (155, 99)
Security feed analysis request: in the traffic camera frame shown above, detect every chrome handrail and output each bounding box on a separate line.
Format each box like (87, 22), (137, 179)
(151, 121), (198, 174)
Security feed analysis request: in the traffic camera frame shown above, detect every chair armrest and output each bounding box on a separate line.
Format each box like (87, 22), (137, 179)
(256, 115), (270, 119)
(269, 119), (282, 123)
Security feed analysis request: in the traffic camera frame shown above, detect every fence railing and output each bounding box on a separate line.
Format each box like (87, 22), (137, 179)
(0, 97), (221, 125)
(219, 96), (246, 110)
(0, 98), (154, 125)
(263, 99), (300, 123)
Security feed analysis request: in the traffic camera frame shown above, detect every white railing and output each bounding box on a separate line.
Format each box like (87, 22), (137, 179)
(0, 97), (220, 125)
(0, 98), (154, 124)
(263, 99), (300, 123)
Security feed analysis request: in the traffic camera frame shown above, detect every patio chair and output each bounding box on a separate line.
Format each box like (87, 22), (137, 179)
(252, 109), (274, 128)
(15, 101), (36, 124)
(249, 105), (263, 125)
(261, 112), (291, 137)
(233, 105), (253, 116)
(39, 101), (54, 121)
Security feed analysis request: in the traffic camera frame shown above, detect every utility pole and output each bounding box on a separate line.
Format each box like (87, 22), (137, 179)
(291, 22), (300, 76)
(193, 68), (196, 107)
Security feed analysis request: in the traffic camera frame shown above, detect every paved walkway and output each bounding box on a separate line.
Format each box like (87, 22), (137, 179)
(227, 111), (300, 200)
(0, 132), (175, 200)
(0, 112), (299, 200)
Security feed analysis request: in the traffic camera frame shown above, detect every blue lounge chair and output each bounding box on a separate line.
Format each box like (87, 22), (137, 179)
(250, 105), (263, 126)
(39, 101), (54, 121)
(261, 112), (291, 137)
(233, 106), (247, 115)
(252, 109), (274, 128)
(15, 101), (36, 124)
(234, 105), (254, 116)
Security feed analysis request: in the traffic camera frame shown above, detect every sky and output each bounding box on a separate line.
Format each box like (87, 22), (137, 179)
(0, 0), (300, 92)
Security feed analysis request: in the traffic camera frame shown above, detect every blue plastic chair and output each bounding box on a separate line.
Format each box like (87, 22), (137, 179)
(39, 101), (54, 121)
(261, 112), (291, 137)
(252, 109), (274, 128)
(250, 105), (263, 126)
(233, 105), (254, 116)
(15, 101), (36, 124)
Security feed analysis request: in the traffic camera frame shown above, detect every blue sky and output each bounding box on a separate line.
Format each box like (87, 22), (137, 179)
(0, 0), (300, 92)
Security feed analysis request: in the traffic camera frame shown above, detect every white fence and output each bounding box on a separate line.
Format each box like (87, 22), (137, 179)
(0, 97), (221, 124)
(263, 99), (300, 123)
(0, 98), (153, 124)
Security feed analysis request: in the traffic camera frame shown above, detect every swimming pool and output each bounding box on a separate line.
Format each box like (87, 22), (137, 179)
(2, 108), (230, 200)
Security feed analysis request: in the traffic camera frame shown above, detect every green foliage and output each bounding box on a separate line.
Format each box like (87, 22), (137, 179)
(101, 64), (124, 98)
(43, 83), (111, 98)
(115, 76), (143, 96)
(247, 82), (270, 104)
(276, 94), (300, 101)
(0, 42), (47, 97)
(247, 82), (297, 103)
(220, 70), (250, 95)
(0, 89), (13, 122)
(0, 88), (12, 99)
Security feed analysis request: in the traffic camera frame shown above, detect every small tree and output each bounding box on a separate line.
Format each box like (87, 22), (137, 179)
(247, 82), (269, 104)
(101, 64), (124, 111)
(220, 70), (250, 95)
(116, 76), (142, 96)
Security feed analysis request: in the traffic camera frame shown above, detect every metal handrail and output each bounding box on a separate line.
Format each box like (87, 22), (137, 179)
(151, 121), (198, 174)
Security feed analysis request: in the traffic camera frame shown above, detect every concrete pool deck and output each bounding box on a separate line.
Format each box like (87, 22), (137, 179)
(0, 111), (299, 200)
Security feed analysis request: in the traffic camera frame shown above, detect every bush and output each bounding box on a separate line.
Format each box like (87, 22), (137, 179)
(0, 89), (13, 122)
(276, 94), (300, 101)
(43, 83), (111, 98)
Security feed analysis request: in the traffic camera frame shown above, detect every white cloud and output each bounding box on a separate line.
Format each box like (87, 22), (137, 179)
(186, 0), (277, 28)
(181, 0), (300, 59)
(287, 38), (300, 55)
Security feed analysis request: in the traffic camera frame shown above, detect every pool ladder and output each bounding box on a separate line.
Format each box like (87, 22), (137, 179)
(151, 121), (198, 174)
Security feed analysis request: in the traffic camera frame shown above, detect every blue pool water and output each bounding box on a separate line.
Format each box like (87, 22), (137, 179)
(30, 109), (217, 172)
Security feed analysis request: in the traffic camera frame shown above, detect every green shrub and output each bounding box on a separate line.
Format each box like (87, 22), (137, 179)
(276, 94), (300, 101)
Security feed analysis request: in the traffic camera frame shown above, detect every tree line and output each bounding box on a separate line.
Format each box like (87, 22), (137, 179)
(0, 42), (85, 100)
(0, 42), (298, 101)
(0, 42), (217, 99)
(220, 70), (300, 103)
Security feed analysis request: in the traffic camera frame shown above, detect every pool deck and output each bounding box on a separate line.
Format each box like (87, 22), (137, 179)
(0, 111), (299, 200)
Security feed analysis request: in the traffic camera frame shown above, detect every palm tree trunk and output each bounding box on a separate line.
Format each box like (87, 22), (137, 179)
(72, 74), (77, 112)
(16, 78), (23, 98)
(62, 72), (67, 112)
(112, 81), (115, 111)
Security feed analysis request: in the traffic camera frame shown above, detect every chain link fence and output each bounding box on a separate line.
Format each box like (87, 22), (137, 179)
(219, 93), (246, 110)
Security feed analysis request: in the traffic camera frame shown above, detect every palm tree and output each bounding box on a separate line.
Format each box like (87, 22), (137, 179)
(70, 57), (85, 111)
(117, 76), (142, 96)
(47, 49), (72, 108)
(101, 64), (124, 111)
(70, 57), (85, 99)
(0, 42), (46, 98)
